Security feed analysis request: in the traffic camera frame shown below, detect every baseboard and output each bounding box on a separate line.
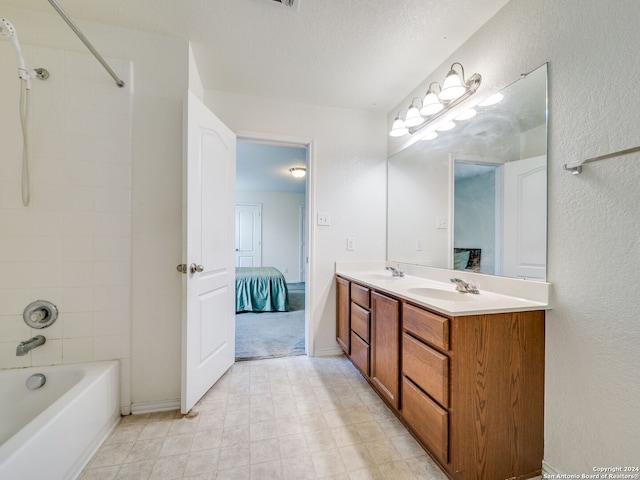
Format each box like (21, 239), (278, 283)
(130, 399), (180, 415)
(313, 345), (344, 357)
(543, 460), (562, 476)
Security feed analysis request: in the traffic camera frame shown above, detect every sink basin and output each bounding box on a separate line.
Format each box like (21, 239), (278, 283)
(406, 287), (473, 301)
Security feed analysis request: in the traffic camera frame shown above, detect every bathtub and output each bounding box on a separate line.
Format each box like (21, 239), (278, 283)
(0, 361), (120, 480)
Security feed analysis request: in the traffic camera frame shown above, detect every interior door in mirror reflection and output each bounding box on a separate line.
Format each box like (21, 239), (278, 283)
(502, 155), (547, 279)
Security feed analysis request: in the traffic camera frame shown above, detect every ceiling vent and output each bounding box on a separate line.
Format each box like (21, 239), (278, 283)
(271, 0), (300, 10)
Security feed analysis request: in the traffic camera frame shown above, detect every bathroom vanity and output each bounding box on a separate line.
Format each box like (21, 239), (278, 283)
(335, 263), (549, 480)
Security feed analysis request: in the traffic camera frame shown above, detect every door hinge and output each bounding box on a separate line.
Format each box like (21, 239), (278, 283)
(177, 264), (187, 274)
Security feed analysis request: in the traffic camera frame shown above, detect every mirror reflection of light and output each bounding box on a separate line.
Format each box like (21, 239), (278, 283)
(436, 121), (456, 132)
(455, 109), (477, 121)
(478, 93), (503, 106)
(421, 131), (438, 140)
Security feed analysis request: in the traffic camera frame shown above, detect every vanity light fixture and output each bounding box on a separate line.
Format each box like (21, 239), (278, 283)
(439, 62), (468, 101)
(404, 98), (425, 127)
(421, 130), (438, 141)
(289, 167), (306, 178)
(436, 121), (456, 132)
(389, 113), (409, 137)
(389, 62), (481, 138)
(455, 108), (477, 121)
(420, 83), (444, 116)
(479, 92), (503, 106)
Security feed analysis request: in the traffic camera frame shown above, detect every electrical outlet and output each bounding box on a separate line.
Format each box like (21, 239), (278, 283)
(347, 237), (356, 251)
(415, 239), (423, 251)
(317, 212), (331, 226)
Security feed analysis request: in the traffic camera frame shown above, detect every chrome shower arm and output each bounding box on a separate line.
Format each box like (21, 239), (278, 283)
(47, 0), (125, 88)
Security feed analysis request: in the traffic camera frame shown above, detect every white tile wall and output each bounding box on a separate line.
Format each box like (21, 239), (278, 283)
(0, 42), (133, 395)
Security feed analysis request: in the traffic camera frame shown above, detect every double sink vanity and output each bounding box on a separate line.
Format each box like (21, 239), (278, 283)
(339, 62), (551, 479)
(335, 261), (550, 480)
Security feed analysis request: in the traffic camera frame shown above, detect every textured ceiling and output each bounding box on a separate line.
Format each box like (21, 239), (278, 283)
(237, 141), (307, 193)
(0, 0), (510, 111)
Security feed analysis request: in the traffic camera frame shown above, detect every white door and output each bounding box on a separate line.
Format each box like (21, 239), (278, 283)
(502, 155), (547, 280)
(181, 90), (236, 414)
(235, 203), (262, 267)
(299, 206), (307, 282)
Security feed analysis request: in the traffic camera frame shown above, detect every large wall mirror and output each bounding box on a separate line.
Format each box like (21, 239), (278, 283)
(387, 63), (547, 280)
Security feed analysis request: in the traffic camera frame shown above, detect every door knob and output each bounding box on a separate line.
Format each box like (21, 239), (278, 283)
(190, 263), (204, 274)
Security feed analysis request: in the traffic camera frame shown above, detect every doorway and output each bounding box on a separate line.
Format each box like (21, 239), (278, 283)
(234, 137), (310, 360)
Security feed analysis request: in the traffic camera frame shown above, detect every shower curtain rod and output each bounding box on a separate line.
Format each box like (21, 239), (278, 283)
(48, 0), (125, 87)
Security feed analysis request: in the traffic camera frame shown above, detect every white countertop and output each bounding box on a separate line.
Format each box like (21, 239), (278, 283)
(335, 261), (551, 317)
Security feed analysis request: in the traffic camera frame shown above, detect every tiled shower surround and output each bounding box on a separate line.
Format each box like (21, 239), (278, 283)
(0, 42), (132, 405)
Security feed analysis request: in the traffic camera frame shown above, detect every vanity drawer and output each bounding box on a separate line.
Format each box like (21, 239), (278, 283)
(351, 283), (370, 309)
(351, 303), (370, 343)
(402, 333), (449, 407)
(402, 376), (449, 464)
(350, 331), (370, 376)
(403, 303), (449, 350)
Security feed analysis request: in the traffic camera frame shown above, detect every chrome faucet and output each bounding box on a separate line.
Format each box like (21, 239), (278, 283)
(16, 335), (46, 356)
(450, 278), (479, 294)
(386, 265), (405, 277)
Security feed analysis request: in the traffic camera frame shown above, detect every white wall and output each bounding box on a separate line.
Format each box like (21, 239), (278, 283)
(387, 149), (450, 267)
(388, 0), (640, 471)
(0, 5), (189, 410)
(207, 91), (387, 355)
(236, 191), (306, 283)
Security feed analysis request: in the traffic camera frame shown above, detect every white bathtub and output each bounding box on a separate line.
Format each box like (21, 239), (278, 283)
(0, 361), (120, 480)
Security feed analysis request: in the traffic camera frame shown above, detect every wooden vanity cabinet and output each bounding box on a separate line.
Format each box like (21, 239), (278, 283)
(336, 274), (545, 480)
(370, 291), (400, 410)
(336, 277), (400, 409)
(402, 303), (545, 480)
(335, 276), (350, 354)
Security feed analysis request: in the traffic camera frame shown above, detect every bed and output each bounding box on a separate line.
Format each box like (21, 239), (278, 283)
(235, 267), (290, 313)
(454, 248), (481, 272)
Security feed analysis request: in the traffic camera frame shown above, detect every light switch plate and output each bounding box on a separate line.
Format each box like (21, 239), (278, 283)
(317, 212), (331, 226)
(347, 237), (356, 251)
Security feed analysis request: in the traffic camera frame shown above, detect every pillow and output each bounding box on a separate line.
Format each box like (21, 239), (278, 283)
(454, 250), (471, 270)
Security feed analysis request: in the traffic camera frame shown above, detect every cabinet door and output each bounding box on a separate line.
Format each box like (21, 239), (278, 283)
(336, 277), (350, 354)
(371, 292), (400, 409)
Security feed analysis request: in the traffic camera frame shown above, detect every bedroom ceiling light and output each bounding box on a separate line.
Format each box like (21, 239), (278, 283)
(389, 62), (481, 138)
(289, 167), (306, 178)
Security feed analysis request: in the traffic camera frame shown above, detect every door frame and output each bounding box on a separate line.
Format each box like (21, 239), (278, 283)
(236, 131), (314, 356)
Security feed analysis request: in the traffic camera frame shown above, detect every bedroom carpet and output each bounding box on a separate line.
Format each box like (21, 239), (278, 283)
(235, 283), (305, 361)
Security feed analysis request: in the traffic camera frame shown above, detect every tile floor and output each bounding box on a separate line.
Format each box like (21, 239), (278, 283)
(79, 355), (450, 480)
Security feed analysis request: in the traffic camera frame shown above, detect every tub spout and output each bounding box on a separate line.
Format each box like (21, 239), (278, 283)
(16, 335), (46, 356)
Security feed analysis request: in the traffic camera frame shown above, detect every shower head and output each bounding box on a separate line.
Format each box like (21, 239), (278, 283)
(0, 16), (27, 71)
(0, 16), (17, 37)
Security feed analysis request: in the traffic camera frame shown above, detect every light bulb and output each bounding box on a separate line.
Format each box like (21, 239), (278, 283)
(389, 115), (408, 137)
(439, 70), (467, 101)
